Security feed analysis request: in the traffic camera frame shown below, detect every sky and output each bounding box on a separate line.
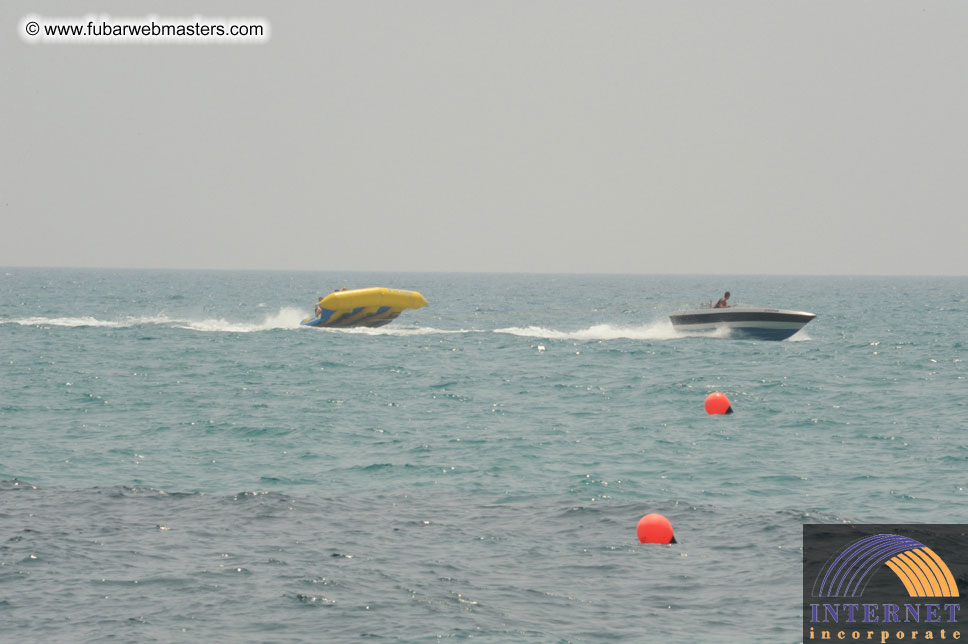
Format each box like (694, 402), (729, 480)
(2, 1), (966, 275)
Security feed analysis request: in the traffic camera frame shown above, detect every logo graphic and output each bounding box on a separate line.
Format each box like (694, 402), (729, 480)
(803, 525), (966, 643)
(814, 533), (960, 598)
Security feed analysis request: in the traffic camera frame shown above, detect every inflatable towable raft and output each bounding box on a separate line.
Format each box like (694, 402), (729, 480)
(301, 287), (428, 328)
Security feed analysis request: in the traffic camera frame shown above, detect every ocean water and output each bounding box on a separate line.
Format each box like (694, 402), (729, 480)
(1, 269), (965, 643)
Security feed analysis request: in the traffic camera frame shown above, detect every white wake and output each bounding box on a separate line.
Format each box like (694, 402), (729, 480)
(493, 320), (683, 341)
(5, 308), (307, 333)
(3, 309), (473, 336)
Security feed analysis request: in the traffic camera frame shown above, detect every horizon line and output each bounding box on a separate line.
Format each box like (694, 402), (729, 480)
(2, 265), (966, 278)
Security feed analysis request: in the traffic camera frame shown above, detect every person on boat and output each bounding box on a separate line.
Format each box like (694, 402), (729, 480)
(314, 297), (324, 318)
(713, 291), (731, 309)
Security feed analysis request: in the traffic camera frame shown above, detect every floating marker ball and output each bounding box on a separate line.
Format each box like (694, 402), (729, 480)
(704, 392), (733, 415)
(637, 513), (676, 544)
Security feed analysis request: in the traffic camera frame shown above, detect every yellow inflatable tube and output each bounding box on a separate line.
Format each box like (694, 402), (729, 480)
(301, 287), (428, 328)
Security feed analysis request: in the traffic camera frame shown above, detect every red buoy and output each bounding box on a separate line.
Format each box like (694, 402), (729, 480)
(637, 513), (676, 544)
(705, 392), (733, 415)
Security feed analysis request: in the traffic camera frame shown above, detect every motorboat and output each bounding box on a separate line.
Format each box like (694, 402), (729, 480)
(301, 287), (428, 328)
(669, 306), (815, 341)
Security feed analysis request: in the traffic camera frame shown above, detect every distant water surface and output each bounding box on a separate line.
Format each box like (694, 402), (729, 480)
(1, 269), (965, 642)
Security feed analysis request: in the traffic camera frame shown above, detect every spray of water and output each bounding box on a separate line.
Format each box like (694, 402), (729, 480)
(174, 307), (306, 333)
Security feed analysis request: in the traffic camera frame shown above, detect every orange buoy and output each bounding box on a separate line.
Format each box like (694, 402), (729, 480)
(637, 513), (676, 544)
(705, 391), (733, 415)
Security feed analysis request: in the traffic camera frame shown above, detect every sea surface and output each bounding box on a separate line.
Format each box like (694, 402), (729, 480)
(1, 269), (965, 643)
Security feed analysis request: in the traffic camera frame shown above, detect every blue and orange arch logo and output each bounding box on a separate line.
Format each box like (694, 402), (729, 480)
(814, 534), (960, 598)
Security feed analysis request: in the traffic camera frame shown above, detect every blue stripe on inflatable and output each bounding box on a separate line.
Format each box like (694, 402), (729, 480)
(302, 305), (401, 328)
(326, 307), (366, 327)
(350, 307), (397, 327)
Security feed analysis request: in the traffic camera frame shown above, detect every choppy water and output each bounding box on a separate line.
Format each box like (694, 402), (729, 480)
(1, 269), (965, 642)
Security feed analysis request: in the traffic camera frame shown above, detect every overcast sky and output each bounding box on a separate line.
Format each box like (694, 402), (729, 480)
(3, 1), (966, 274)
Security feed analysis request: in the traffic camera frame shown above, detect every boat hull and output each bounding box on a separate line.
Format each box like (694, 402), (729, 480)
(669, 308), (815, 341)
